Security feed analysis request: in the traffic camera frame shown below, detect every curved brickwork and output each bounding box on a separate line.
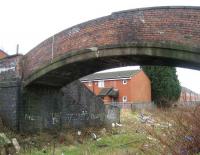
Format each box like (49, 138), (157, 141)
(23, 6), (200, 80)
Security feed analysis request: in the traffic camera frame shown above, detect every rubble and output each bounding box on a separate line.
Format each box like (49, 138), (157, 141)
(77, 131), (82, 136)
(115, 123), (122, 127)
(112, 122), (123, 128)
(0, 133), (16, 155)
(155, 122), (172, 128)
(96, 138), (102, 141)
(137, 113), (173, 130)
(0, 133), (11, 145)
(112, 123), (115, 128)
(147, 136), (157, 142)
(143, 144), (149, 148)
(12, 138), (20, 153)
(91, 133), (97, 140)
(100, 128), (106, 136)
(138, 113), (155, 124)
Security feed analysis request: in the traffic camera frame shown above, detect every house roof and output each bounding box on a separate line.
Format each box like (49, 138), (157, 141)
(80, 69), (141, 81)
(98, 88), (112, 96)
(98, 87), (119, 97)
(181, 87), (199, 95)
(0, 49), (8, 56)
(181, 86), (199, 95)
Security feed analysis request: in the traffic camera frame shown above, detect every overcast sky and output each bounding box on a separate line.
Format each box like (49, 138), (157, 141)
(0, 0), (200, 93)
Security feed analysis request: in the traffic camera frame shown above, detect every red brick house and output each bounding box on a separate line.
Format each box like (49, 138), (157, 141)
(80, 70), (151, 104)
(179, 86), (200, 102)
(0, 49), (8, 59)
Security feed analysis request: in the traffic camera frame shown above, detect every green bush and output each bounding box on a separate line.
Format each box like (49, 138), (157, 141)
(141, 66), (181, 107)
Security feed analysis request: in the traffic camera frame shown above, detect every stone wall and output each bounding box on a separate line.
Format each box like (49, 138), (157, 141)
(20, 81), (105, 132)
(105, 105), (120, 126)
(0, 55), (23, 130)
(0, 81), (21, 130)
(61, 80), (105, 129)
(19, 85), (62, 132)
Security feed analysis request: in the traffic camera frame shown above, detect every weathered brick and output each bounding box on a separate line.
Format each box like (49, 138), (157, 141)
(23, 7), (200, 79)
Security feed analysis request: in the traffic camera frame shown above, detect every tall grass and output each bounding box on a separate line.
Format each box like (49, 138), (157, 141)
(146, 105), (200, 155)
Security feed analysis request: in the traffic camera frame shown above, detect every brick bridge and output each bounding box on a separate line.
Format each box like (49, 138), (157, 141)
(1, 6), (200, 130)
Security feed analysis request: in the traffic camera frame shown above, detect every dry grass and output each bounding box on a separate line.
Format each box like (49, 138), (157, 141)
(145, 105), (200, 155)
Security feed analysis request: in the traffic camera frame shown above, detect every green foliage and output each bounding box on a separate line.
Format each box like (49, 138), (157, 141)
(141, 66), (181, 107)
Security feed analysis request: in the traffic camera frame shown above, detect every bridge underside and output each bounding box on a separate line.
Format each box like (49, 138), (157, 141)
(24, 45), (200, 88)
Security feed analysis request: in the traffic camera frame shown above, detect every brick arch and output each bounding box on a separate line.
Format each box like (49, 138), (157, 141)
(23, 6), (200, 87)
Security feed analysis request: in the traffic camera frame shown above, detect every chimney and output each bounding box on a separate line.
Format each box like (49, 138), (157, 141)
(16, 44), (19, 55)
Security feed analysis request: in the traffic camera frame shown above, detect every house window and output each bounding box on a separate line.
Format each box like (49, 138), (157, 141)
(122, 79), (128, 85)
(88, 81), (92, 86)
(98, 80), (104, 88)
(122, 96), (127, 102)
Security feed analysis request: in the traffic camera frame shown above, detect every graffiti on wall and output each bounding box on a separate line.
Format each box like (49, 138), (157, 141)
(0, 61), (16, 73)
(0, 60), (17, 81)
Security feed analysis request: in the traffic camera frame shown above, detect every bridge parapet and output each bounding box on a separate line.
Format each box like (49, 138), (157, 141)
(23, 6), (200, 82)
